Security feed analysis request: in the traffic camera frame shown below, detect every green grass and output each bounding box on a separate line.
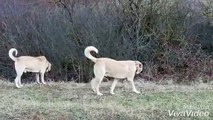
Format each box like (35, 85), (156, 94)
(0, 80), (212, 120)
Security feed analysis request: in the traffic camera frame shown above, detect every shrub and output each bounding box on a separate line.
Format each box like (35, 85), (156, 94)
(0, 0), (212, 83)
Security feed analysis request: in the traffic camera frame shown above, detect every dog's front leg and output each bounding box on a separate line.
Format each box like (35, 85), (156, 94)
(127, 77), (140, 94)
(40, 73), (46, 84)
(36, 73), (41, 84)
(110, 79), (118, 95)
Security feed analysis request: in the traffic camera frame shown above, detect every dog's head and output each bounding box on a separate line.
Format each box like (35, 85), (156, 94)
(135, 61), (143, 74)
(46, 61), (52, 72)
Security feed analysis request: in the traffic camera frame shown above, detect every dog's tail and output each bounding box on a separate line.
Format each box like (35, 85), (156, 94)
(84, 46), (98, 63)
(8, 48), (18, 61)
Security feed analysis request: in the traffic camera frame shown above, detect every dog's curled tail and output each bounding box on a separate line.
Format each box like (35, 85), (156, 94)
(84, 46), (98, 63)
(9, 48), (18, 61)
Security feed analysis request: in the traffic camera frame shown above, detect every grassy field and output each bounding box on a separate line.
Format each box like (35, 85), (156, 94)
(0, 80), (212, 120)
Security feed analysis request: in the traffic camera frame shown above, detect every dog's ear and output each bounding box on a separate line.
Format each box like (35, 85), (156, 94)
(135, 61), (143, 74)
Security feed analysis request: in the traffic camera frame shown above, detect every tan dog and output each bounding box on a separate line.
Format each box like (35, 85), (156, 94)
(9, 48), (51, 88)
(84, 46), (143, 95)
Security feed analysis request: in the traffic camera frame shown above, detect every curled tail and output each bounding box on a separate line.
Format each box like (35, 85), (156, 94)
(84, 46), (98, 63)
(9, 48), (18, 61)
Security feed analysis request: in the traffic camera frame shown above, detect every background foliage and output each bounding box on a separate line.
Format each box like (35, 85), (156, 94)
(0, 0), (212, 83)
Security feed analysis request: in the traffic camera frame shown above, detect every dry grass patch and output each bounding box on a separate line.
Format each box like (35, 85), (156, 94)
(0, 80), (212, 120)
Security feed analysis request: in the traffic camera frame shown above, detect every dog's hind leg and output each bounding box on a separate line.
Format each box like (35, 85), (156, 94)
(110, 79), (118, 95)
(94, 77), (104, 95)
(15, 75), (22, 88)
(14, 65), (24, 88)
(127, 77), (140, 94)
(93, 63), (105, 95)
(36, 73), (41, 84)
(91, 78), (96, 92)
(18, 77), (23, 87)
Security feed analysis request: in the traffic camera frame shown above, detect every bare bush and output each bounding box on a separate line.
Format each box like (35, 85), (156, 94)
(0, 0), (212, 83)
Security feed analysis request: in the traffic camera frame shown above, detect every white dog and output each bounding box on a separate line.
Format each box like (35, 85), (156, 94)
(9, 48), (51, 88)
(84, 46), (143, 95)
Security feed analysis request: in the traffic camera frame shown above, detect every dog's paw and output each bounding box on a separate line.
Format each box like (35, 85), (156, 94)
(97, 92), (103, 96)
(92, 88), (96, 93)
(110, 91), (115, 95)
(134, 90), (141, 94)
(16, 85), (21, 88)
(42, 82), (47, 85)
(37, 82), (42, 84)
